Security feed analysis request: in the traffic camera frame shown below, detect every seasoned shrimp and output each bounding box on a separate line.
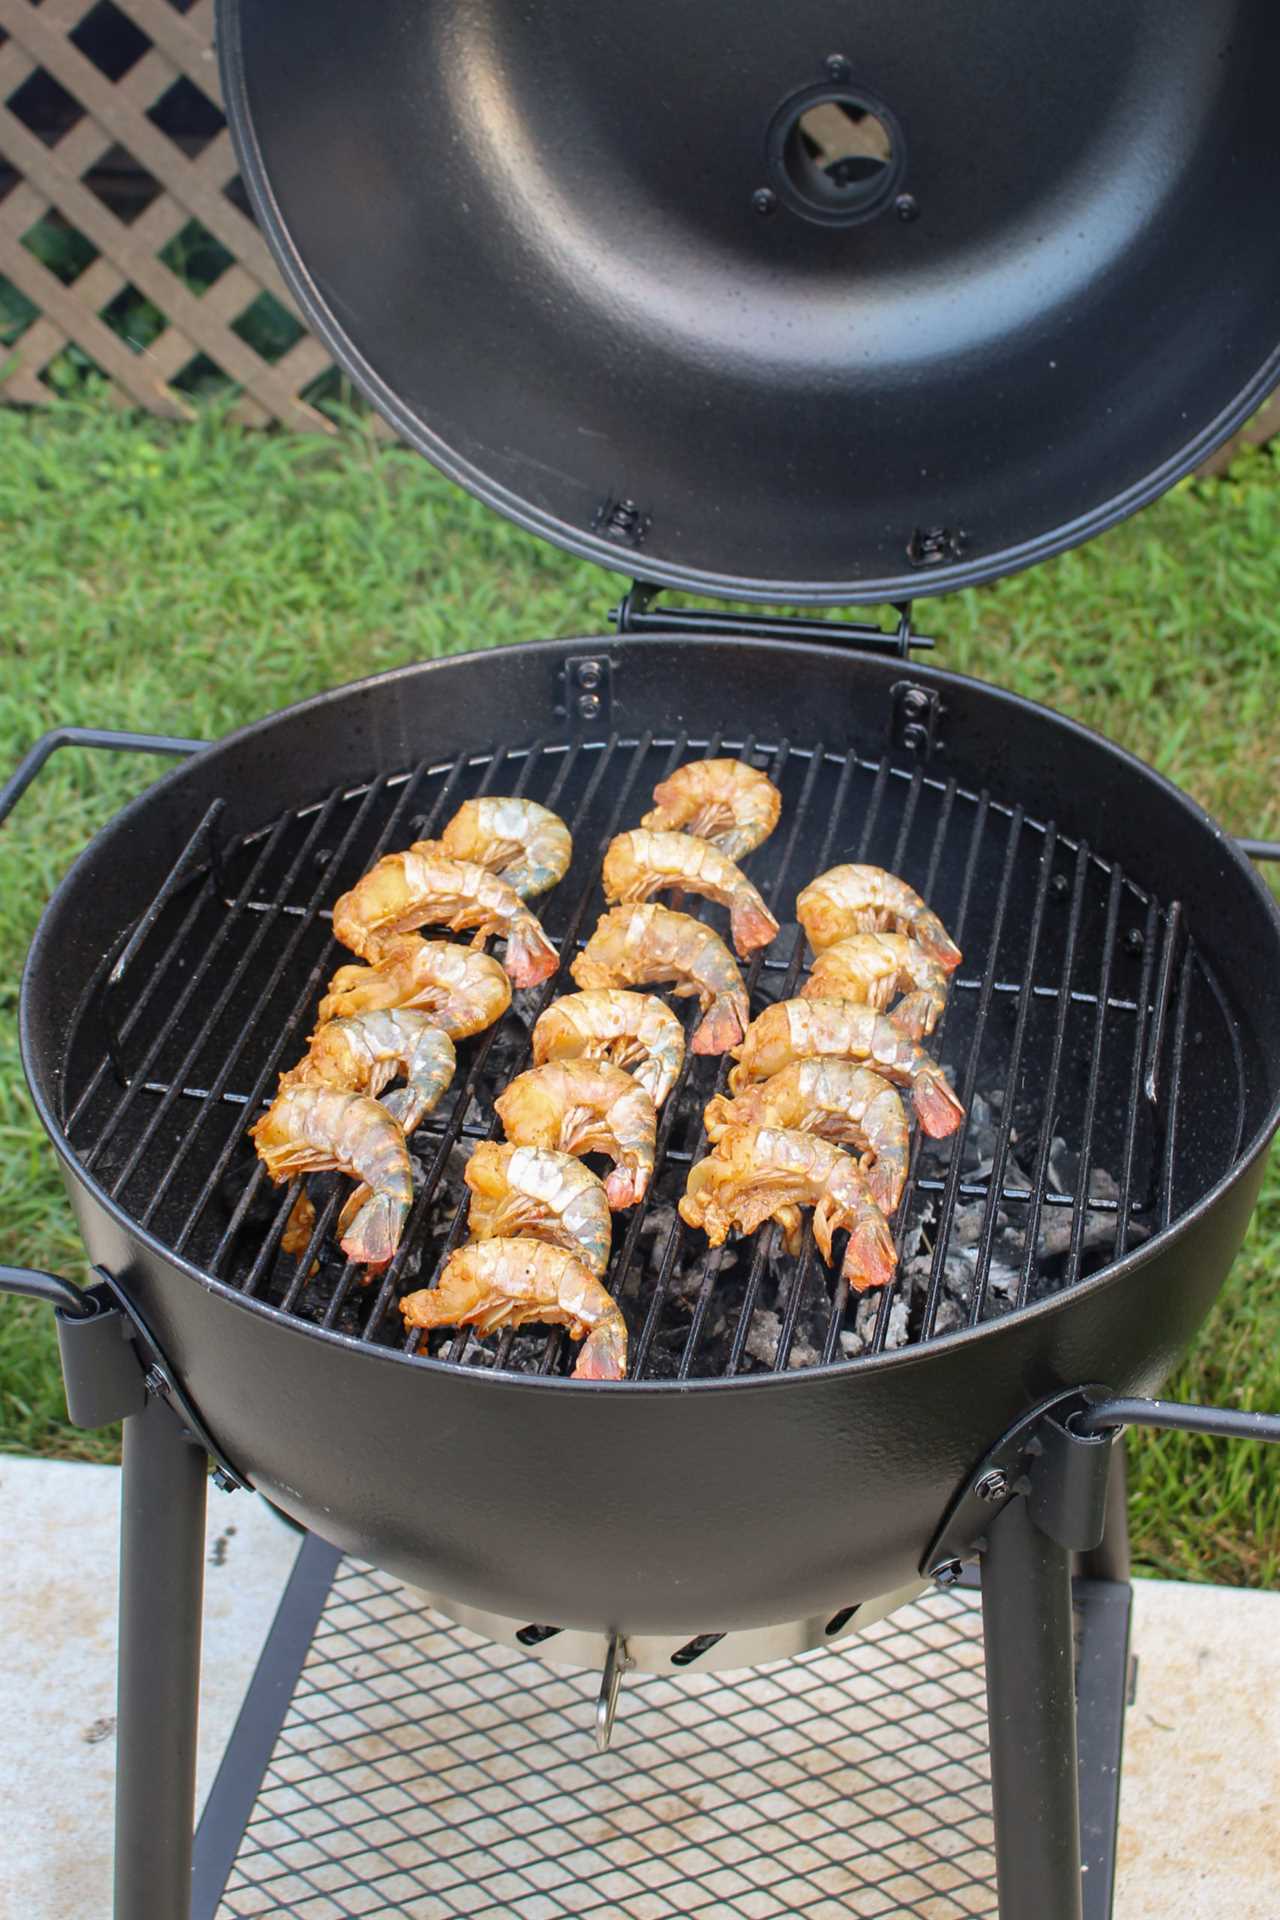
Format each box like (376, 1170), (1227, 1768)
(332, 847), (557, 987)
(680, 1124), (897, 1293)
(531, 989), (686, 1108)
(435, 797), (572, 899)
(401, 1239), (627, 1380)
(464, 1143), (612, 1278)
(797, 865), (962, 971)
(704, 1061), (910, 1215)
(319, 936), (511, 1035)
(603, 829), (779, 956)
(571, 904), (750, 1054)
(728, 997), (965, 1137)
(641, 757), (782, 860)
(496, 1061), (657, 1209)
(281, 1010), (456, 1134)
(250, 1087), (413, 1269)
(802, 932), (949, 1035)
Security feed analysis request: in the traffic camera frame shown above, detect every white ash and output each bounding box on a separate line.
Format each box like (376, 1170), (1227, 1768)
(744, 1309), (821, 1372)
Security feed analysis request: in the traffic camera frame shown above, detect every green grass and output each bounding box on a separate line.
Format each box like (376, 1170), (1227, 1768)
(1, 391), (1278, 1583)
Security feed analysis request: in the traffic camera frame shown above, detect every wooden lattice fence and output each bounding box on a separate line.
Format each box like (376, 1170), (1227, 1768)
(0, 0), (339, 429)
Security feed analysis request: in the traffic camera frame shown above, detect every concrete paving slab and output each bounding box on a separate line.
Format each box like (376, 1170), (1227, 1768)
(0, 1454), (1276, 1918)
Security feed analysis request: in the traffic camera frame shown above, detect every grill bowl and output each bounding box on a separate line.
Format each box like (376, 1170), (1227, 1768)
(21, 636), (1280, 1634)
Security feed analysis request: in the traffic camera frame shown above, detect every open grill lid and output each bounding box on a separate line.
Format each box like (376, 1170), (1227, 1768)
(220, 0), (1280, 604)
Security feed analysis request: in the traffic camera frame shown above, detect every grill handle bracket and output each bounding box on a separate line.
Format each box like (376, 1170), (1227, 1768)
(0, 725), (206, 829)
(610, 582), (934, 657)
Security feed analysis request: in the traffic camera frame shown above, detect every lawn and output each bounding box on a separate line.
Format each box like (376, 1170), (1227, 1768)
(1, 392), (1278, 1585)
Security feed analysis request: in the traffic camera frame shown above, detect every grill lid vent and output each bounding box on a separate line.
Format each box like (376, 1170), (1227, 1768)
(220, 0), (1280, 603)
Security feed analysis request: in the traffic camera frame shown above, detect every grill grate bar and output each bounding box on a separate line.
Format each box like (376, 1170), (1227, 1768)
(1159, 944), (1196, 1231)
(1115, 900), (1159, 1261)
(200, 749), (477, 1272)
(865, 786), (992, 1355)
(304, 734), (559, 1338)
(1065, 864), (1124, 1287)
(1143, 901), (1184, 1106)
(922, 806), (1026, 1339)
(1014, 842), (1092, 1309)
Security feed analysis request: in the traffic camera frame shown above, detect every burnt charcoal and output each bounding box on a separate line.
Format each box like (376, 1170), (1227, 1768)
(743, 1308), (821, 1372)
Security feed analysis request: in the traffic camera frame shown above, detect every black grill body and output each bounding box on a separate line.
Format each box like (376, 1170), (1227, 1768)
(22, 637), (1280, 1634)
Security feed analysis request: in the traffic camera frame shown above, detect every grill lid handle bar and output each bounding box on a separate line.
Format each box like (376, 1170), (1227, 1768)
(0, 725), (207, 829)
(610, 582), (934, 656)
(1077, 1396), (1280, 1446)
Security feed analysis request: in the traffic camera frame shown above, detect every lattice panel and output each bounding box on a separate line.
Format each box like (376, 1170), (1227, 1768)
(0, 0), (338, 427)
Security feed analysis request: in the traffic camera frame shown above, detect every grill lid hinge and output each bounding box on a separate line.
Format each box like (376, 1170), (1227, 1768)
(609, 583), (934, 659)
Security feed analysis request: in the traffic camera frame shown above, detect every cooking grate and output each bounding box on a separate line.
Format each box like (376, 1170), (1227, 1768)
(206, 1549), (1000, 1920)
(59, 729), (1243, 1380)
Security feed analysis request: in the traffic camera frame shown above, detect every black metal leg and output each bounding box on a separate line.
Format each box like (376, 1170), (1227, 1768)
(1076, 1439), (1130, 1585)
(981, 1493), (1083, 1920)
(115, 1393), (208, 1920)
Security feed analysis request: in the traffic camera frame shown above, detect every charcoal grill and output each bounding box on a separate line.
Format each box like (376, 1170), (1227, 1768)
(5, 3), (1280, 1917)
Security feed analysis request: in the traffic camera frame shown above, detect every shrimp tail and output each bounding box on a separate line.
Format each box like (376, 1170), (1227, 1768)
(844, 1209), (898, 1292)
(503, 915), (560, 989)
(729, 893), (780, 956)
(340, 1191), (409, 1269)
(573, 1313), (628, 1380)
(691, 993), (748, 1055)
(888, 996), (932, 1042)
(912, 1069), (966, 1138)
(865, 1162), (902, 1216)
(917, 917), (964, 973)
(603, 1163), (643, 1210)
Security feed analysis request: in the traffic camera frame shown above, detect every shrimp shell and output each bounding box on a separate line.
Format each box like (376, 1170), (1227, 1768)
(801, 932), (949, 1035)
(401, 1239), (627, 1380)
(704, 1060), (910, 1214)
(796, 865), (962, 971)
(436, 797), (572, 900)
(496, 1061), (657, 1209)
(679, 1123), (896, 1293)
(728, 997), (965, 1138)
(602, 829), (779, 956)
(464, 1143), (612, 1278)
(250, 1087), (413, 1269)
(571, 904), (750, 1054)
(641, 757), (782, 860)
(281, 1010), (456, 1135)
(332, 846), (558, 987)
(531, 989), (686, 1108)
(319, 936), (511, 1035)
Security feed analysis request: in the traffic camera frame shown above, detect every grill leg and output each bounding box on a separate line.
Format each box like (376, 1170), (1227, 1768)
(115, 1393), (208, 1920)
(981, 1492), (1083, 1920)
(1076, 1438), (1131, 1585)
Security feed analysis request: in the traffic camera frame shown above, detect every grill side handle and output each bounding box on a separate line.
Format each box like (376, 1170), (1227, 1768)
(0, 725), (206, 828)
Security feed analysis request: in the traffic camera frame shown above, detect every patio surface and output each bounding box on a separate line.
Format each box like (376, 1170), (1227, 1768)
(1, 1452), (1275, 1919)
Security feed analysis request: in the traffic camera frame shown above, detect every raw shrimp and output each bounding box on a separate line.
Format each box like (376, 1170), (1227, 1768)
(435, 797), (572, 899)
(496, 1061), (657, 1209)
(531, 988), (686, 1108)
(464, 1143), (612, 1278)
(602, 829), (779, 956)
(571, 904), (750, 1054)
(281, 1010), (456, 1134)
(680, 1124), (897, 1293)
(796, 865), (962, 971)
(319, 936), (511, 1035)
(641, 757), (782, 860)
(728, 997), (965, 1137)
(249, 1087), (413, 1269)
(401, 1239), (627, 1380)
(704, 1061), (910, 1214)
(331, 846), (558, 987)
(801, 932), (949, 1035)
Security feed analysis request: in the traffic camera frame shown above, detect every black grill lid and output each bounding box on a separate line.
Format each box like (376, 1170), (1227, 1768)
(220, 0), (1280, 605)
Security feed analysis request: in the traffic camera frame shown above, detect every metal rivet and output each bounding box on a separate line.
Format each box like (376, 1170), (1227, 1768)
(752, 187), (778, 216)
(577, 692), (602, 721)
(895, 192), (920, 222)
(143, 1365), (167, 1397)
(901, 722), (930, 754)
(975, 1469), (1009, 1503)
(211, 1467), (238, 1494)
(1126, 928), (1146, 954)
(901, 688), (930, 717)
(931, 1559), (964, 1589)
(575, 660), (602, 690)
(825, 53), (851, 80)
(1052, 873), (1071, 897)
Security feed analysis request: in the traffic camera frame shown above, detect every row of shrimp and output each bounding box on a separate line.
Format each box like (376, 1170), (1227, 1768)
(248, 795), (568, 1270)
(404, 756), (786, 1379)
(679, 860), (966, 1299)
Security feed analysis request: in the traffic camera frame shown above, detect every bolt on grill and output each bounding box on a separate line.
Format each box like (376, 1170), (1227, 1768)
(59, 730), (1242, 1382)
